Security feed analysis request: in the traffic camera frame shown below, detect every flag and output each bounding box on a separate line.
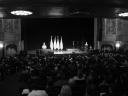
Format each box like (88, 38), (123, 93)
(50, 36), (53, 50)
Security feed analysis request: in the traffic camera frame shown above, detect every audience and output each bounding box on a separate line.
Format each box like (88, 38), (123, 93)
(0, 49), (128, 96)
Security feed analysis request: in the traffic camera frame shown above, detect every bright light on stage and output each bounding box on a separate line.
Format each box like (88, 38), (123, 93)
(11, 10), (33, 16)
(118, 12), (128, 17)
(54, 51), (64, 54)
(42, 42), (47, 49)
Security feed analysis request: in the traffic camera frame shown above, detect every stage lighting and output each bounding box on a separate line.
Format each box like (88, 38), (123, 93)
(118, 12), (128, 17)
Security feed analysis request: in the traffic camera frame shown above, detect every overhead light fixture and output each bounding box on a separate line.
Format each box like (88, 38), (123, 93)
(10, 10), (33, 16)
(118, 12), (128, 17)
(48, 7), (64, 16)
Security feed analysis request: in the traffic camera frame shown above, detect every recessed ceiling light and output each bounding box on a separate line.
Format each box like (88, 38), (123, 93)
(10, 10), (33, 16)
(118, 12), (128, 17)
(48, 7), (64, 16)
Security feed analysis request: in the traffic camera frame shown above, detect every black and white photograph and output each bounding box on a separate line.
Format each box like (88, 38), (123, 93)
(0, 0), (128, 96)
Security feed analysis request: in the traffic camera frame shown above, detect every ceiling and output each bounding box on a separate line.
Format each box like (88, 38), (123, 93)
(1, 0), (128, 18)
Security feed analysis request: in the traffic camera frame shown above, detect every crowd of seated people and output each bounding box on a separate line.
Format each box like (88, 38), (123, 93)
(0, 50), (128, 96)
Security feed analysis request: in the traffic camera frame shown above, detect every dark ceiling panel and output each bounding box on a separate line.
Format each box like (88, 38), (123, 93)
(0, 0), (128, 18)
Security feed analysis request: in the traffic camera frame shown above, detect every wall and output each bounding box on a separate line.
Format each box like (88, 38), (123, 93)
(101, 18), (128, 48)
(0, 19), (21, 57)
